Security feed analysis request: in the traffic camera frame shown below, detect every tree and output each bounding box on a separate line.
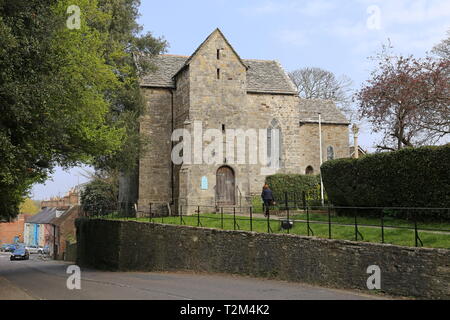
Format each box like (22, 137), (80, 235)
(288, 67), (354, 117)
(80, 170), (119, 215)
(89, 1), (167, 206)
(356, 46), (450, 151)
(19, 199), (40, 215)
(432, 29), (450, 60)
(92, 0), (167, 174)
(0, 0), (166, 220)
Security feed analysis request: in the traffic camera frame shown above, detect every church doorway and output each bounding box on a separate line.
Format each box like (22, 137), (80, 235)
(216, 166), (236, 206)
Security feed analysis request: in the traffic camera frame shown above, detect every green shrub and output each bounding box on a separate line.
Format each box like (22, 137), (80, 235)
(265, 174), (321, 205)
(81, 179), (118, 215)
(321, 144), (450, 220)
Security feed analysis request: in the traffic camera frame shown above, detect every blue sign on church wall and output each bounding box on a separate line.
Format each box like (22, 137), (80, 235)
(201, 176), (208, 190)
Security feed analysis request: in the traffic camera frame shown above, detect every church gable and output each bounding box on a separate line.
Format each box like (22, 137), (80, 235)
(184, 28), (248, 72)
(186, 29), (247, 85)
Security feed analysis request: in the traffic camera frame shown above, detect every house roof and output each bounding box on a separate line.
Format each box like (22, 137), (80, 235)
(350, 146), (368, 157)
(26, 207), (58, 224)
(298, 99), (350, 125)
(53, 205), (80, 227)
(140, 55), (187, 88)
(139, 29), (298, 95)
(245, 59), (298, 94)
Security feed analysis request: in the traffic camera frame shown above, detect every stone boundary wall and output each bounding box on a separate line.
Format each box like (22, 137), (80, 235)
(75, 219), (450, 299)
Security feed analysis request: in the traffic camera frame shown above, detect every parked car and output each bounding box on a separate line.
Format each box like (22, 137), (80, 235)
(10, 248), (30, 261)
(38, 245), (50, 255)
(25, 245), (40, 254)
(1, 244), (16, 252)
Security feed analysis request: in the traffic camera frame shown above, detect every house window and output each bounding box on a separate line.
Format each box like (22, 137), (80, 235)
(305, 166), (314, 175)
(222, 124), (225, 132)
(327, 146), (334, 161)
(217, 49), (220, 60)
(217, 69), (220, 79)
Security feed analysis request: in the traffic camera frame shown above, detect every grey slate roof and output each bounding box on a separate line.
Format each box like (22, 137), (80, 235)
(26, 207), (57, 224)
(139, 55), (298, 95)
(140, 55), (187, 88)
(298, 99), (349, 125)
(245, 60), (298, 94)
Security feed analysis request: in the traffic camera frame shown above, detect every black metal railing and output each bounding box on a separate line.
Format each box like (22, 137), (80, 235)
(82, 193), (450, 249)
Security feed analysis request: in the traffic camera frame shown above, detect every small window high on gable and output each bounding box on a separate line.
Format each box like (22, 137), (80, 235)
(217, 49), (220, 60)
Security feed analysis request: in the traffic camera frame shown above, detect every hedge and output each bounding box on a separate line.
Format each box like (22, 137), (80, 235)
(265, 174), (321, 200)
(321, 144), (450, 220)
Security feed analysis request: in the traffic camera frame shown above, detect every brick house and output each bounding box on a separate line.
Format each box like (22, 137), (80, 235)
(136, 29), (349, 214)
(24, 207), (59, 251)
(0, 214), (28, 245)
(52, 206), (80, 260)
(24, 205), (80, 259)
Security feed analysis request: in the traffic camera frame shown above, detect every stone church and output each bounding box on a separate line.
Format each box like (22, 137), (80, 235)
(136, 29), (349, 214)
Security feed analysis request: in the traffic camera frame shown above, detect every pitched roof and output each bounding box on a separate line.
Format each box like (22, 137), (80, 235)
(298, 99), (349, 125)
(53, 205), (80, 227)
(245, 59), (298, 94)
(139, 55), (298, 94)
(26, 207), (57, 224)
(140, 55), (187, 88)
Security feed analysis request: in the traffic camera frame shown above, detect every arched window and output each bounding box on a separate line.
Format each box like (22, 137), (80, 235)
(305, 166), (314, 175)
(267, 119), (282, 168)
(327, 146), (334, 161)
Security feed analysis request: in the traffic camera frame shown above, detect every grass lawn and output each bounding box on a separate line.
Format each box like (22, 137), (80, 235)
(101, 212), (450, 250)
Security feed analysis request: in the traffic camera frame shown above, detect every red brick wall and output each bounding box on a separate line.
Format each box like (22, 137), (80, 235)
(55, 206), (81, 260)
(0, 214), (27, 244)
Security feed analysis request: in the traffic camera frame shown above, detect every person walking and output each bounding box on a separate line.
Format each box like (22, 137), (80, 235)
(261, 184), (275, 217)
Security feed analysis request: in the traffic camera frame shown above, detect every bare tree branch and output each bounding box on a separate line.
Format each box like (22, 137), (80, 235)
(288, 67), (354, 119)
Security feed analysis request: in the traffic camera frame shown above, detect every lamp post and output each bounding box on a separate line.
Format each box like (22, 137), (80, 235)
(319, 113), (324, 206)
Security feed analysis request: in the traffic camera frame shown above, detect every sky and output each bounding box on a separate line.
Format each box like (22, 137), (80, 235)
(31, 0), (450, 200)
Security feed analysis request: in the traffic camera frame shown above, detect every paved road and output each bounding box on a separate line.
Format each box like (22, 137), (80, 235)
(0, 252), (381, 300)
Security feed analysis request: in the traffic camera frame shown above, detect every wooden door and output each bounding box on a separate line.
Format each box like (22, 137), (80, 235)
(216, 166), (235, 205)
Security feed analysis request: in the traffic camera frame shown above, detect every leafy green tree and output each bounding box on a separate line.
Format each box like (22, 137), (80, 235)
(92, 0), (167, 174)
(0, 0), (166, 220)
(90, 0), (168, 206)
(19, 198), (40, 215)
(80, 178), (118, 216)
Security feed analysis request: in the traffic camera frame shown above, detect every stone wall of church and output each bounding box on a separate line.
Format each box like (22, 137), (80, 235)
(297, 123), (350, 175)
(172, 68), (191, 213)
(138, 88), (173, 212)
(245, 93), (301, 196)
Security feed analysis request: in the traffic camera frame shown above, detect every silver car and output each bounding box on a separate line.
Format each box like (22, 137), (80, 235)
(25, 245), (40, 254)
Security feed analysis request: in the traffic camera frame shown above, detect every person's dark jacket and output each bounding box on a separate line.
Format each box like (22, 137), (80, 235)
(261, 188), (275, 201)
